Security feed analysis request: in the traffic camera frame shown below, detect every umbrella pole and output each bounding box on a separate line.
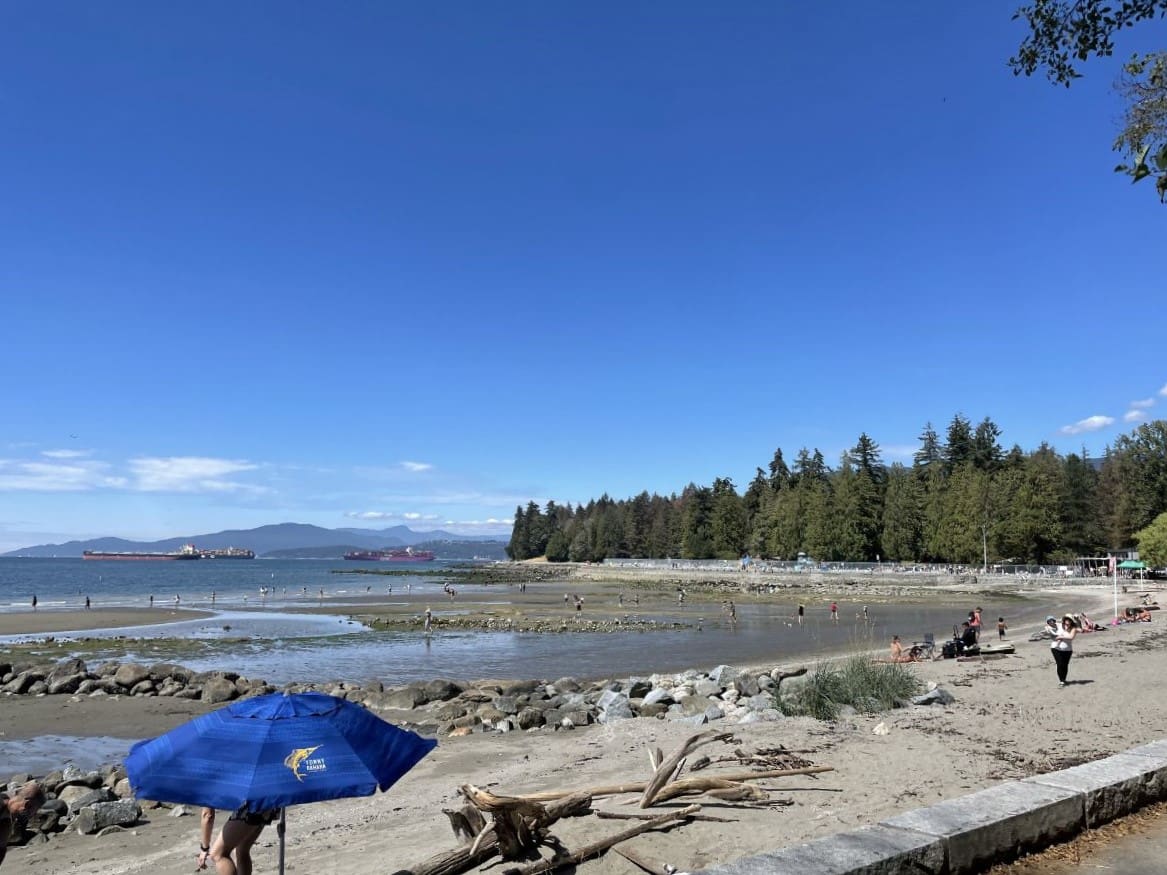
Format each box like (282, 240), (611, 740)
(278, 807), (287, 875)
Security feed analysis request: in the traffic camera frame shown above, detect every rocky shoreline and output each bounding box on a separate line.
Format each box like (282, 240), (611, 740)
(2, 647), (962, 857)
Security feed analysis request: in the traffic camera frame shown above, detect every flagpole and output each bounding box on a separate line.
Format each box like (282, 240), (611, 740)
(1111, 555), (1118, 622)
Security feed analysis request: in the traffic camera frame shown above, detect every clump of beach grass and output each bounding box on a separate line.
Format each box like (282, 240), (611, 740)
(775, 653), (922, 721)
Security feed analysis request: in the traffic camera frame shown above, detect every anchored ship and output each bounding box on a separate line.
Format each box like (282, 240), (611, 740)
(200, 547), (256, 559)
(343, 547), (435, 562)
(82, 543), (202, 561)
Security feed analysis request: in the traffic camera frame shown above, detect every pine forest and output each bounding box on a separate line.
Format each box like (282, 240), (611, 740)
(506, 416), (1167, 566)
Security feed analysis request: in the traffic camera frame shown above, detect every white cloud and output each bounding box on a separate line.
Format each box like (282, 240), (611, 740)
(1160, 383), (1167, 397)
(441, 518), (515, 527)
(41, 449), (91, 459)
(1124, 409), (1148, 423)
(1131, 398), (1155, 409)
(1059, 415), (1115, 436)
(400, 461), (433, 472)
(128, 457), (262, 493)
(0, 459), (125, 491)
(880, 444), (917, 461)
(345, 510), (442, 522)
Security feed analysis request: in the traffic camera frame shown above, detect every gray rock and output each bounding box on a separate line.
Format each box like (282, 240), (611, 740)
(693, 678), (721, 698)
(201, 677), (239, 704)
(48, 673), (86, 695)
(643, 688), (675, 707)
(149, 663), (192, 683)
(637, 702), (669, 718)
(911, 687), (956, 706)
(47, 658), (88, 686)
(74, 800), (141, 835)
(703, 704), (725, 721)
(709, 664), (741, 687)
(599, 696), (635, 723)
(113, 664), (150, 689)
(516, 707), (545, 730)
(552, 676), (581, 693)
(130, 679), (156, 696)
(493, 695), (521, 715)
(59, 786), (110, 813)
(626, 678), (652, 699)
(383, 686), (428, 710)
(734, 674), (761, 697)
(2, 670), (45, 695)
(745, 694), (774, 711)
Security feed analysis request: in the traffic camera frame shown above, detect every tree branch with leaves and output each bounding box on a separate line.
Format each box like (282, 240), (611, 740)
(1010, 0), (1167, 201)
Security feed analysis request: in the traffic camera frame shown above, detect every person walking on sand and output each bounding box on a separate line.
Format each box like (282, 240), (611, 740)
(31, 594), (36, 611)
(1051, 615), (1078, 687)
(997, 616), (1008, 640)
(830, 601), (838, 623)
(423, 606), (432, 633)
(797, 603), (804, 626)
(85, 596), (90, 610)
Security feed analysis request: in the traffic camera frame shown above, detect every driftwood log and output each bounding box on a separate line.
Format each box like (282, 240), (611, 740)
(499, 804), (701, 875)
(408, 793), (592, 875)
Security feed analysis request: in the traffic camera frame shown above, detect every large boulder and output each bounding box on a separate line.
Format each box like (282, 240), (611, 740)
(74, 800), (141, 835)
(423, 679), (463, 702)
(48, 673), (86, 695)
(113, 664), (150, 689)
(709, 665), (741, 687)
(47, 658), (88, 686)
(382, 686), (427, 710)
(201, 677), (239, 704)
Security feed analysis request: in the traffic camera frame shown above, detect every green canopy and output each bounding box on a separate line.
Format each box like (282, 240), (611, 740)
(1117, 560), (1146, 569)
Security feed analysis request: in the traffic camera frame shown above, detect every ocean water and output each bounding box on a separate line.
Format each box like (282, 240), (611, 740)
(0, 556), (440, 611)
(0, 558), (1054, 686)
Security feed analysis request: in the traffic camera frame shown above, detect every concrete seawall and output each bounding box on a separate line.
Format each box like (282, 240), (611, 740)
(698, 739), (1167, 875)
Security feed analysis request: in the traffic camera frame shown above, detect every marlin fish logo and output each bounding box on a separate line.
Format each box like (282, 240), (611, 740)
(284, 746), (321, 781)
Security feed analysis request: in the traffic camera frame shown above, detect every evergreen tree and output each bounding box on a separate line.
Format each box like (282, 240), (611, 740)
(681, 485), (715, 559)
(972, 417), (1004, 472)
(913, 423), (943, 471)
(524, 501), (548, 559)
(507, 504), (529, 560)
(943, 414), (975, 474)
(711, 477), (747, 558)
(768, 448), (791, 491)
(881, 464), (924, 561)
(1061, 452), (1102, 556)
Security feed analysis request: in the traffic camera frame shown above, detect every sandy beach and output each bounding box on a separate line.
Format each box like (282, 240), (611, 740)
(3, 579), (1164, 875)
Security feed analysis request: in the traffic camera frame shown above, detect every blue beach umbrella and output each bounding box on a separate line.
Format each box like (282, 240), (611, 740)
(125, 691), (436, 874)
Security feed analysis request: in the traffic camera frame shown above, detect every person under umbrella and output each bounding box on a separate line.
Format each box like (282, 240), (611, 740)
(128, 691), (436, 875)
(198, 805), (279, 874)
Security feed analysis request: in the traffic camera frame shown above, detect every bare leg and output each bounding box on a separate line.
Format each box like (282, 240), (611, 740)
(213, 820), (263, 875)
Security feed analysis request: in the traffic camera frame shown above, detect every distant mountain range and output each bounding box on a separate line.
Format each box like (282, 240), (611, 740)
(1, 523), (510, 560)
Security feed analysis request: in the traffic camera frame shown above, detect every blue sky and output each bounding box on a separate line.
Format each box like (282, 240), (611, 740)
(2, 3), (1164, 552)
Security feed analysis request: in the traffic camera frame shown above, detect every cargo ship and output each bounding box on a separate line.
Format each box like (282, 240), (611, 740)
(343, 547), (435, 562)
(82, 543), (202, 561)
(200, 547), (256, 559)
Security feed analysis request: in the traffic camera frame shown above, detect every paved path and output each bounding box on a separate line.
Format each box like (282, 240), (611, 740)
(1002, 811), (1167, 874)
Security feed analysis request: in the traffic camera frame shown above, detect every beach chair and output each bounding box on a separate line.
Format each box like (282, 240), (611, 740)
(914, 632), (936, 660)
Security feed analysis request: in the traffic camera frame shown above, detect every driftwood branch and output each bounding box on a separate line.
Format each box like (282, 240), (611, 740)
(639, 731), (733, 808)
(499, 804), (701, 875)
(596, 810), (735, 823)
(613, 845), (675, 875)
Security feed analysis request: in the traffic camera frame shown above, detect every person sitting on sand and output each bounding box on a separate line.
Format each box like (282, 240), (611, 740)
(959, 621), (979, 654)
(889, 635), (918, 663)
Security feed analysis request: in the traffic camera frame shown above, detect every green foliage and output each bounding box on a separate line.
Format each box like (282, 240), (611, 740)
(1010, 2), (1167, 202)
(774, 655), (922, 721)
(507, 416), (1167, 566)
(1010, 1), (1167, 85)
(1134, 511), (1167, 566)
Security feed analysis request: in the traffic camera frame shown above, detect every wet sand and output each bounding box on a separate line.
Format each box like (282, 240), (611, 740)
(0, 606), (212, 636)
